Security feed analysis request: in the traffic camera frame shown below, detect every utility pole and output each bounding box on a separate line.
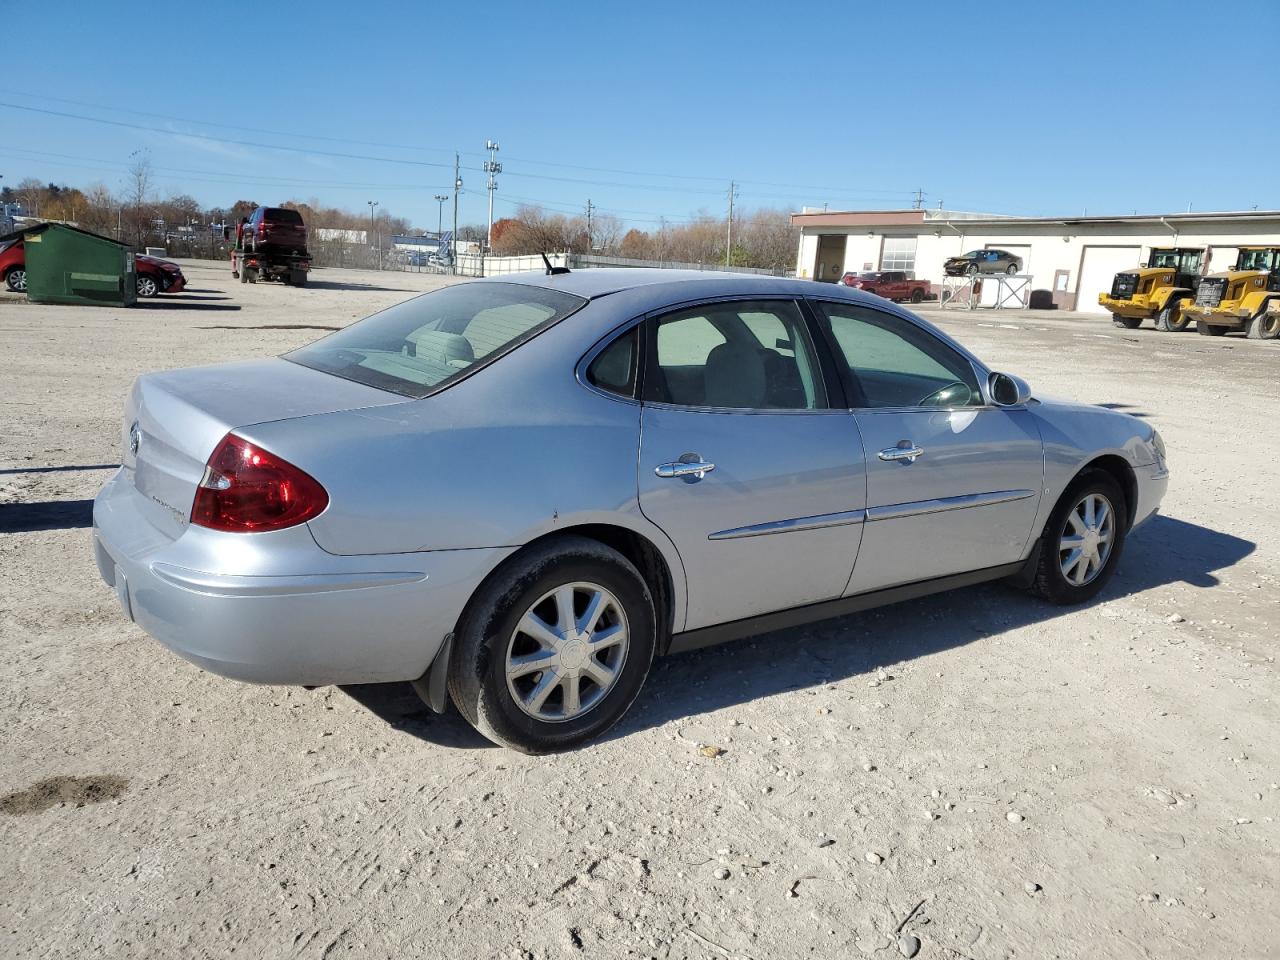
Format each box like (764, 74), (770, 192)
(433, 194), (448, 237)
(484, 139), (501, 251)
(452, 153), (462, 276)
(725, 181), (737, 267)
(911, 188), (926, 210)
(585, 199), (594, 254)
(367, 200), (380, 269)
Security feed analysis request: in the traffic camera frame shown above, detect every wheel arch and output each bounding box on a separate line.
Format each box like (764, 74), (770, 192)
(1074, 453), (1137, 528)
(460, 522), (685, 658)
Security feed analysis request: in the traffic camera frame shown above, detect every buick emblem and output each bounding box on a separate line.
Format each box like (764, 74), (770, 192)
(129, 422), (141, 456)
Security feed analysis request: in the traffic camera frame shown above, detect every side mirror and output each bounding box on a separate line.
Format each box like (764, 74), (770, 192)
(989, 372), (1032, 406)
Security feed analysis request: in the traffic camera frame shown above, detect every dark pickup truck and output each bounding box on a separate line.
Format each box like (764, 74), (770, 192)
(230, 206), (312, 286)
(837, 270), (930, 303)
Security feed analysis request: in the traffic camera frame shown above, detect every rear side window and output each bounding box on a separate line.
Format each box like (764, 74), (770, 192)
(645, 300), (825, 410)
(287, 282), (586, 398)
(587, 327), (639, 398)
(266, 207), (304, 225)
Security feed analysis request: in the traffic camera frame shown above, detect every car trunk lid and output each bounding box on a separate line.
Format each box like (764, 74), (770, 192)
(122, 358), (404, 540)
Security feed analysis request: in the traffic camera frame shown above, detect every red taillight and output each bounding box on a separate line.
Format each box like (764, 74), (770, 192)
(191, 434), (328, 533)
(257, 221), (265, 236)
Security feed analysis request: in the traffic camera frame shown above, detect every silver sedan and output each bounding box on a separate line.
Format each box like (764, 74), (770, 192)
(92, 270), (1169, 752)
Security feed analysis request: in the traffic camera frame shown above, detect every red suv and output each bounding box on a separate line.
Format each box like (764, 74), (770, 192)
(242, 206), (309, 254)
(0, 238), (185, 297)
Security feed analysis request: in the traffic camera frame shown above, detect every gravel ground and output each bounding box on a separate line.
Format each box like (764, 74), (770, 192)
(1, 260), (1277, 959)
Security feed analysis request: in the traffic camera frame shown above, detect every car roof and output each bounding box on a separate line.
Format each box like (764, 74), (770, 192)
(475, 267), (817, 299)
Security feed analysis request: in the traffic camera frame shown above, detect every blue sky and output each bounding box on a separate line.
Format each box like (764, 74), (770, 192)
(2, 0), (1277, 231)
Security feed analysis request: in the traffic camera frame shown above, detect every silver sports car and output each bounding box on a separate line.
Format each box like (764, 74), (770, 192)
(92, 269), (1168, 752)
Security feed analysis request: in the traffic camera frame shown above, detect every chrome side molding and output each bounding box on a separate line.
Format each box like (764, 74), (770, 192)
(866, 488), (1037, 522)
(708, 508), (867, 541)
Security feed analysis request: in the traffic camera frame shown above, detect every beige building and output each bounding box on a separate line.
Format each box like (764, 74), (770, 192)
(792, 208), (1280, 312)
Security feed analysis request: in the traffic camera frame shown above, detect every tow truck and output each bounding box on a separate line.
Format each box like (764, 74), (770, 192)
(1098, 247), (1203, 332)
(1182, 246), (1280, 339)
(227, 206), (312, 287)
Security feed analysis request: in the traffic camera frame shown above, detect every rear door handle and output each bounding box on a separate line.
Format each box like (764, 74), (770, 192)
(878, 442), (924, 463)
(655, 456), (715, 480)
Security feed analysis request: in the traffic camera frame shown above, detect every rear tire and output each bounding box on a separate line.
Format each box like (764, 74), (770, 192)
(289, 270), (307, 287)
(1246, 306), (1279, 340)
(1197, 321), (1225, 336)
(239, 264), (249, 284)
(1154, 303), (1189, 332)
(1112, 315), (1142, 329)
(1030, 470), (1128, 605)
(448, 536), (656, 754)
(910, 288), (925, 303)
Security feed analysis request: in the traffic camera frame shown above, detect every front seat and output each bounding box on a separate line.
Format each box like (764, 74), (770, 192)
(703, 340), (766, 409)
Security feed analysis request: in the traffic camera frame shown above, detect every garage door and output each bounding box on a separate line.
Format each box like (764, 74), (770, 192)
(1076, 246), (1141, 313)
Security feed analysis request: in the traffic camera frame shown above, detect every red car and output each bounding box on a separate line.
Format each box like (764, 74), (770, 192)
(134, 254), (187, 297)
(838, 270), (930, 303)
(0, 239), (185, 297)
(1, 236), (25, 292)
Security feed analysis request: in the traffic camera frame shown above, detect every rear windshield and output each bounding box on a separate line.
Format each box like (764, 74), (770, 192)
(285, 282), (587, 398)
(265, 207), (304, 225)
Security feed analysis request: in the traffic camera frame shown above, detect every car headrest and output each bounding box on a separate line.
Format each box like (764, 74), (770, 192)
(704, 340), (765, 409)
(407, 329), (475, 369)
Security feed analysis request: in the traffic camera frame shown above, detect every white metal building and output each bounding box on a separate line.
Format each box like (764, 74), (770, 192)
(792, 209), (1280, 312)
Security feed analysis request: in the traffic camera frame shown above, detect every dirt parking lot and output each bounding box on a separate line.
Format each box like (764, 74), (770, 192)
(2, 260), (1277, 959)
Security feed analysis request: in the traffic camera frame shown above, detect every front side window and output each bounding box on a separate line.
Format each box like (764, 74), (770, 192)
(645, 300), (825, 410)
(287, 282), (586, 398)
(817, 302), (982, 409)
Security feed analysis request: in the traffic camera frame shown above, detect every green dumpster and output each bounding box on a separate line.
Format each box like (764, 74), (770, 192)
(23, 223), (137, 307)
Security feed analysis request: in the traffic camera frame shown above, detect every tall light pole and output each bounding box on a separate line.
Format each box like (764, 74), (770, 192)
(452, 153), (462, 276)
(433, 194), (448, 237)
(484, 139), (501, 251)
(367, 200), (380, 270)
(725, 180), (737, 267)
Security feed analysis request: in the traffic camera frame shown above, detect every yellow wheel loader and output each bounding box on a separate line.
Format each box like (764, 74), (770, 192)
(1182, 246), (1280, 339)
(1097, 247), (1203, 332)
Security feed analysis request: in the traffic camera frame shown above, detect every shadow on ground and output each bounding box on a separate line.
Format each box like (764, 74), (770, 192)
(345, 514), (1253, 749)
(134, 301), (241, 312)
(303, 280), (419, 293)
(0, 464), (117, 476)
(0, 498), (94, 533)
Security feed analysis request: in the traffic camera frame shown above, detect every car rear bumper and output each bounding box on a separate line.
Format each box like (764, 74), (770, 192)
(92, 469), (510, 686)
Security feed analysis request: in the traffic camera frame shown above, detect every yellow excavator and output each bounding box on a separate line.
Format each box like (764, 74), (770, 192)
(1098, 247), (1202, 332)
(1181, 246), (1280, 339)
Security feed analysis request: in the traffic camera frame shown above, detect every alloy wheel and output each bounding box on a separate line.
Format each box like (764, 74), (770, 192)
(8, 268), (26, 292)
(137, 276), (157, 297)
(505, 582), (630, 723)
(1059, 493), (1115, 586)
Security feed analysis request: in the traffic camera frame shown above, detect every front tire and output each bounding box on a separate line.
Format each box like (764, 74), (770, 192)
(448, 536), (656, 753)
(136, 275), (158, 298)
(1030, 470), (1128, 605)
(1155, 303), (1189, 332)
(1006, 263), (1019, 275)
(4, 266), (26, 292)
(1246, 306), (1279, 340)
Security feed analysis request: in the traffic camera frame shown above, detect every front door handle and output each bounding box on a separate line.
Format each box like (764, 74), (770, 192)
(655, 455), (715, 481)
(878, 442), (924, 463)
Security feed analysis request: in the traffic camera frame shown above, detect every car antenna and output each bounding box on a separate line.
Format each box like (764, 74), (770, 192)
(542, 252), (571, 276)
